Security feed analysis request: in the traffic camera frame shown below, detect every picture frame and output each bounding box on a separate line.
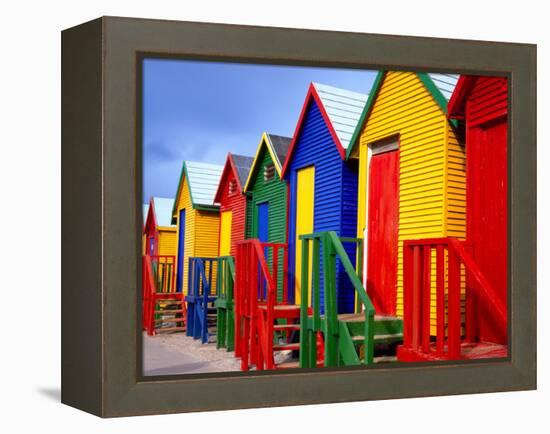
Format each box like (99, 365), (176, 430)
(61, 16), (536, 417)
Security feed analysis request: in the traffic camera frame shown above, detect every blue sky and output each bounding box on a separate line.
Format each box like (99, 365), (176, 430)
(143, 58), (377, 202)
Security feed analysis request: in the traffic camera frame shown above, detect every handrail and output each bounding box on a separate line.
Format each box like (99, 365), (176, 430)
(142, 254), (180, 335)
(299, 231), (375, 366)
(327, 232), (374, 313)
(216, 255), (235, 299)
(402, 237), (506, 360)
(234, 239), (288, 370)
(448, 238), (507, 327)
(142, 254), (158, 334)
(150, 255), (176, 293)
(186, 257), (218, 343)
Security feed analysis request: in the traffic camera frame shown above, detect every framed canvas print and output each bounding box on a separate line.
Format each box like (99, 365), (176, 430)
(61, 16), (536, 417)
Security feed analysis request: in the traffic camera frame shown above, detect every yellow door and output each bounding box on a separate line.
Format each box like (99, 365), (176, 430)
(219, 210), (233, 256)
(295, 166), (315, 305)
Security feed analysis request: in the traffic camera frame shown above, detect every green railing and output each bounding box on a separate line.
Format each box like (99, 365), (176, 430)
(299, 231), (375, 367)
(214, 256), (236, 350)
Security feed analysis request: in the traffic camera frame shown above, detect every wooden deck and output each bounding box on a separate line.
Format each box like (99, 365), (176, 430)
(397, 341), (508, 362)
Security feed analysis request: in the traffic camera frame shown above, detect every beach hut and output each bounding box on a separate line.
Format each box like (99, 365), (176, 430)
(244, 133), (291, 245)
(242, 132), (291, 297)
(447, 75), (508, 345)
(171, 161), (224, 294)
(143, 197), (177, 257)
(281, 82), (368, 313)
(214, 153), (254, 256)
(346, 71), (462, 332)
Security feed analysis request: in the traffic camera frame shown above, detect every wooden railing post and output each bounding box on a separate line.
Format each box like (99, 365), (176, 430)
(435, 245), (445, 354)
(422, 246), (432, 354)
(299, 237), (311, 368)
(311, 237), (321, 366)
(323, 233), (339, 367)
(411, 245), (422, 351)
(448, 247), (461, 359)
(403, 243), (413, 348)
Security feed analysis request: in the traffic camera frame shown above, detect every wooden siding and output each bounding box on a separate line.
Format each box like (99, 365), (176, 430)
(217, 164), (247, 256)
(464, 76), (508, 344)
(356, 71), (466, 332)
(174, 175), (220, 294)
(467, 76), (508, 127)
(246, 145), (288, 297)
(249, 147), (287, 244)
(287, 100), (358, 313)
(175, 175), (195, 295)
(158, 227), (177, 256)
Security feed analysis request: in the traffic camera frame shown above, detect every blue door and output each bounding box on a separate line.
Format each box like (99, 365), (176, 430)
(257, 202), (269, 242)
(176, 209), (186, 293)
(256, 203), (269, 298)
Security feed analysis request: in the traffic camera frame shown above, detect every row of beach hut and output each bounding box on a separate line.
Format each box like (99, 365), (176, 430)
(144, 71), (508, 359)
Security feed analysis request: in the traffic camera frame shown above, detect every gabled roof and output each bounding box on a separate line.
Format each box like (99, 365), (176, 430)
(231, 154), (255, 188)
(243, 132), (292, 193)
(171, 160), (223, 220)
(280, 82), (368, 177)
(144, 197), (175, 234)
(267, 133), (292, 168)
(346, 71), (460, 159)
(447, 75), (478, 119)
(152, 197), (175, 227)
(214, 153), (254, 203)
(143, 204), (149, 225)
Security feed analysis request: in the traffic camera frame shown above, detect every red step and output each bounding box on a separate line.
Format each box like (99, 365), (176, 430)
(274, 324), (301, 331)
(273, 343), (300, 351)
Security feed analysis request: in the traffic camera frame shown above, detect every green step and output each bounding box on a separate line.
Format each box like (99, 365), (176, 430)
(351, 332), (403, 345)
(338, 313), (403, 337)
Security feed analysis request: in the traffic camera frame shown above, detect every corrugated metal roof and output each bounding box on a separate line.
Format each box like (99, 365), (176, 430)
(143, 204), (148, 222)
(185, 160), (224, 206)
(428, 73), (459, 101)
(266, 133), (291, 167)
(231, 154), (254, 187)
(152, 197), (175, 227)
(312, 82), (368, 150)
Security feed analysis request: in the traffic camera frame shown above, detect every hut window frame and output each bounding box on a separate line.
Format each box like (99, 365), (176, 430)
(369, 135), (399, 155)
(263, 163), (275, 182)
(228, 179), (238, 195)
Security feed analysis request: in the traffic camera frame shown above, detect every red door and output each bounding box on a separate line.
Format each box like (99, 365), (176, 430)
(367, 150), (399, 315)
(468, 117), (507, 344)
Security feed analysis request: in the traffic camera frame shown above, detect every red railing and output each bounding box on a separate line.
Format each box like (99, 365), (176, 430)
(402, 238), (506, 360)
(142, 254), (179, 335)
(234, 239), (288, 370)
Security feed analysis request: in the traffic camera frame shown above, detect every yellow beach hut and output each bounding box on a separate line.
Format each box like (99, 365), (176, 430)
(172, 161), (224, 294)
(346, 71), (463, 332)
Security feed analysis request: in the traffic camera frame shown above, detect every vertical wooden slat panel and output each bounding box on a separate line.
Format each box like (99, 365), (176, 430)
(448, 248), (461, 359)
(436, 245), (445, 353)
(422, 246), (431, 353)
(411, 245), (422, 350)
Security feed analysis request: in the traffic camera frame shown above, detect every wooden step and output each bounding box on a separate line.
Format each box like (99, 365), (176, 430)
(351, 333), (403, 344)
(155, 326), (185, 333)
(273, 343), (300, 351)
(154, 309), (184, 314)
(155, 293), (183, 298)
(373, 356), (398, 363)
(155, 317), (184, 323)
(274, 324), (301, 331)
(276, 361), (300, 369)
(259, 304), (300, 311)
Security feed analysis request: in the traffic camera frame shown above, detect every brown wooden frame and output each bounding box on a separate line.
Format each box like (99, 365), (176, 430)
(61, 16), (536, 417)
